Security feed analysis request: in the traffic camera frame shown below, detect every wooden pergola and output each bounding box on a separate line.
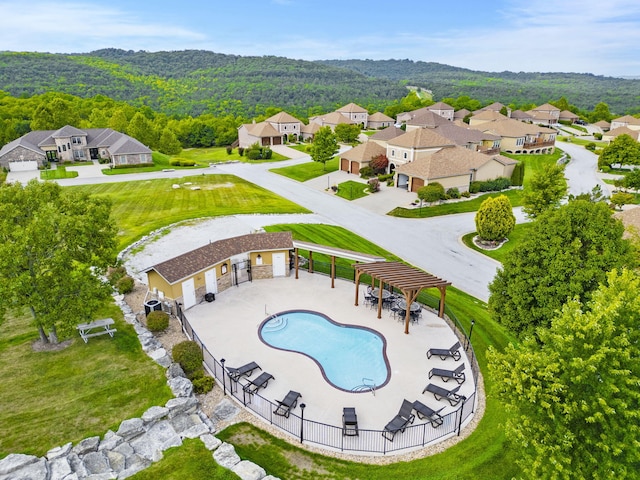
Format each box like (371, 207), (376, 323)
(353, 262), (452, 334)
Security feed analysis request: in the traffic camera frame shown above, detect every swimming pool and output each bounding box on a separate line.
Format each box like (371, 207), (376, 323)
(259, 310), (390, 392)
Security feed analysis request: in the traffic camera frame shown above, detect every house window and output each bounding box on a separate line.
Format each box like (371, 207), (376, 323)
(72, 137), (83, 145)
(58, 146), (61, 153)
(516, 138), (524, 146)
(403, 152), (407, 159)
(117, 155), (127, 164)
(73, 149), (85, 160)
(62, 144), (67, 151)
(391, 149), (395, 157)
(67, 143), (70, 149)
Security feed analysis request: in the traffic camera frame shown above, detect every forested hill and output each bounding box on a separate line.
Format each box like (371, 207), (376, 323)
(0, 50), (406, 118)
(319, 59), (640, 114)
(2, 49), (639, 117)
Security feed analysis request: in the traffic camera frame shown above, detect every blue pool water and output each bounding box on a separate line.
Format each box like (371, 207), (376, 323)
(259, 310), (390, 392)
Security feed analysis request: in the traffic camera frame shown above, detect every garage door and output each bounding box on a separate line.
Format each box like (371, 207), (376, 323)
(9, 160), (38, 172)
(340, 158), (349, 172)
(350, 161), (360, 175)
(411, 178), (425, 193)
(181, 278), (197, 309)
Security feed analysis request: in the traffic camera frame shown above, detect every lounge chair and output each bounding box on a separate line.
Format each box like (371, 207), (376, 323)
(382, 399), (415, 441)
(227, 361), (261, 381)
(428, 364), (466, 384)
(412, 400), (445, 428)
(273, 390), (301, 418)
(423, 383), (464, 406)
(426, 341), (462, 361)
(342, 407), (359, 436)
(242, 372), (275, 394)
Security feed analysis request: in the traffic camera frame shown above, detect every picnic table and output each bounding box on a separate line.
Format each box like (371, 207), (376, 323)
(77, 318), (116, 343)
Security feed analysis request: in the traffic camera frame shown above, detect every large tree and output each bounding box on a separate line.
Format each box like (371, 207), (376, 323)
(488, 199), (635, 337)
(309, 126), (338, 171)
(521, 162), (567, 218)
(598, 134), (640, 170)
(0, 181), (117, 343)
(334, 123), (360, 144)
(488, 269), (640, 479)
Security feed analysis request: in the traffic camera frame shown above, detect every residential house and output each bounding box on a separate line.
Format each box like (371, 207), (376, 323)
(602, 127), (640, 144)
(405, 110), (450, 130)
(266, 112), (302, 142)
(468, 110), (508, 127)
(434, 123), (502, 155)
(385, 128), (456, 178)
(237, 121), (283, 148)
(396, 106), (432, 124)
(559, 110), (579, 124)
(395, 145), (517, 193)
(510, 110), (533, 123)
(476, 102), (511, 117)
(145, 231), (294, 309)
(526, 103), (560, 125)
(368, 126), (405, 147)
(339, 141), (387, 175)
(0, 125), (152, 172)
(427, 102), (454, 121)
(367, 112), (394, 129)
(593, 120), (611, 132)
(453, 108), (471, 122)
(474, 118), (556, 154)
(336, 103), (369, 128)
(300, 122), (321, 142)
(610, 115), (640, 131)
(309, 111), (357, 130)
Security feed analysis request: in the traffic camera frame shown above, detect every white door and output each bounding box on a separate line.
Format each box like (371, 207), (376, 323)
(9, 160), (38, 171)
(181, 278), (197, 309)
(272, 252), (286, 277)
(204, 268), (218, 294)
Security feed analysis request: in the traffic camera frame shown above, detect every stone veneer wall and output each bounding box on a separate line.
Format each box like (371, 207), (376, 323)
(251, 264), (274, 280)
(0, 145), (45, 169)
(0, 292), (279, 480)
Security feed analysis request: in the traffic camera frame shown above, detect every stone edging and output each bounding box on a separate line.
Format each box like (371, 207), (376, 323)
(0, 294), (278, 480)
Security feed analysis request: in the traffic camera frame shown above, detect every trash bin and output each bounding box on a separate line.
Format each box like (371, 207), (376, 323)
(204, 292), (215, 302)
(144, 299), (162, 316)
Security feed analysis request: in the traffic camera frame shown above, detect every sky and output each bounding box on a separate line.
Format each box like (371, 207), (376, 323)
(1, 0), (640, 77)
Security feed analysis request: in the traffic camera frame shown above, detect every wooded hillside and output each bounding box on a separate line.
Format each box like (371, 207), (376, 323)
(1, 50), (639, 118)
(319, 59), (640, 115)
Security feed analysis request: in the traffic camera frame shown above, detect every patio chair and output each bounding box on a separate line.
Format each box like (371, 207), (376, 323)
(429, 364), (466, 384)
(227, 361), (261, 381)
(382, 399), (415, 441)
(242, 372), (275, 394)
(426, 341), (462, 361)
(273, 390), (301, 418)
(412, 400), (445, 428)
(422, 383), (464, 406)
(342, 407), (359, 436)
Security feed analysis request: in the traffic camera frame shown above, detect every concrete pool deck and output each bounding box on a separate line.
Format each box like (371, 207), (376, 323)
(184, 270), (477, 437)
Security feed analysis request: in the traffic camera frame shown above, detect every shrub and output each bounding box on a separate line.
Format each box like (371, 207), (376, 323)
(461, 191), (471, 198)
(469, 181), (481, 194)
(172, 341), (203, 377)
(446, 187), (461, 199)
(191, 371), (215, 394)
(377, 173), (394, 182)
(359, 166), (374, 178)
(146, 310), (169, 332)
(368, 178), (380, 193)
(246, 149), (261, 160)
(585, 143), (597, 151)
(170, 159), (181, 166)
(418, 182), (445, 203)
(264, 148), (272, 160)
(594, 133), (603, 140)
(475, 195), (516, 241)
(179, 160), (196, 167)
(238, 147), (245, 156)
(369, 154), (389, 174)
(115, 275), (135, 294)
(107, 266), (127, 285)
(226, 146), (233, 154)
(112, 163), (154, 169)
(510, 163), (525, 186)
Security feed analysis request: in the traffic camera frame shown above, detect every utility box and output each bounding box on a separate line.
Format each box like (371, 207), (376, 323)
(204, 292), (215, 302)
(144, 299), (162, 316)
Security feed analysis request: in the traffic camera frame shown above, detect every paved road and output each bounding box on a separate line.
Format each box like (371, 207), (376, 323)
(10, 141), (601, 303)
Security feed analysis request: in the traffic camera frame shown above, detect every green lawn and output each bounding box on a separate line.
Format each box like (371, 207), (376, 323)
(69, 174), (309, 249)
(287, 144), (310, 153)
(270, 157), (339, 182)
(40, 166), (79, 180)
(335, 180), (369, 200)
(177, 147), (289, 164)
(0, 305), (172, 458)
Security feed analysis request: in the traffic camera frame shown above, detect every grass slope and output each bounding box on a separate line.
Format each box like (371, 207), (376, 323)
(68, 174), (309, 249)
(270, 157), (339, 182)
(0, 304), (171, 458)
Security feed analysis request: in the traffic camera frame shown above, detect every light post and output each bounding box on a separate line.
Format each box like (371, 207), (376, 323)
(466, 320), (475, 350)
(220, 358), (226, 395)
(299, 403), (306, 443)
(327, 175), (330, 190)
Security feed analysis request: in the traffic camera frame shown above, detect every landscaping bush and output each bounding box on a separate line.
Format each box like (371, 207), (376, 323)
(418, 183), (445, 203)
(594, 133), (603, 140)
(112, 163), (155, 170)
(170, 159), (181, 166)
(115, 275), (135, 294)
(146, 310), (169, 332)
(172, 341), (204, 377)
(238, 147), (245, 156)
(510, 163), (525, 186)
(461, 191), (471, 198)
(246, 149), (261, 160)
(446, 187), (461, 199)
(377, 173), (394, 182)
(264, 148), (272, 160)
(107, 266), (127, 285)
(470, 177), (511, 193)
(179, 160), (196, 167)
(368, 178), (380, 193)
(359, 166), (374, 178)
(585, 143), (597, 151)
(226, 146), (233, 154)
(191, 371), (215, 394)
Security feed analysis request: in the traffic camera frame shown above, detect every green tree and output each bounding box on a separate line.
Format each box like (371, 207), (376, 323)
(308, 126), (338, 171)
(417, 182), (445, 203)
(610, 191), (635, 210)
(475, 195), (515, 241)
(108, 108), (130, 133)
(127, 112), (157, 148)
(488, 269), (640, 479)
(510, 162), (525, 186)
(590, 101), (612, 122)
(488, 200), (634, 337)
(158, 127), (182, 155)
(334, 123), (360, 143)
(598, 134), (640, 170)
(623, 168), (640, 191)
(521, 162), (567, 217)
(0, 181), (117, 343)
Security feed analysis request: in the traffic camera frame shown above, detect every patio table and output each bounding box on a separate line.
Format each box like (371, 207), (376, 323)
(396, 299), (420, 312)
(371, 288), (391, 300)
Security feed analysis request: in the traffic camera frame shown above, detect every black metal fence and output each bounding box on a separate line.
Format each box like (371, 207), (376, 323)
(175, 281), (480, 455)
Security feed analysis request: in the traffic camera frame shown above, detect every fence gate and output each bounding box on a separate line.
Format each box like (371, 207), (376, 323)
(232, 260), (252, 286)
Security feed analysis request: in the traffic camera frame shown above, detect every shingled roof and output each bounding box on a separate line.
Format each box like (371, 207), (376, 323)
(147, 231), (293, 285)
(340, 141), (386, 163)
